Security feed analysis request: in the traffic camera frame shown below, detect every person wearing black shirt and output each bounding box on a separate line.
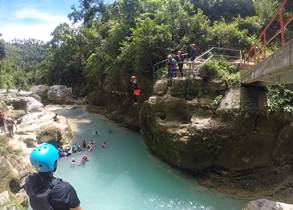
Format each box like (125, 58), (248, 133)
(24, 143), (82, 210)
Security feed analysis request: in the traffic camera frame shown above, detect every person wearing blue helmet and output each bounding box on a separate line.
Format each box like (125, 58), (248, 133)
(24, 143), (83, 210)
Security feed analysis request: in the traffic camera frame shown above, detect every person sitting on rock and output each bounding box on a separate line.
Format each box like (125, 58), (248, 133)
(53, 114), (59, 122)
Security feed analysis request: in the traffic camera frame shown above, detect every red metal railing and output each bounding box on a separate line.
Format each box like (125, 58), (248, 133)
(241, 0), (293, 69)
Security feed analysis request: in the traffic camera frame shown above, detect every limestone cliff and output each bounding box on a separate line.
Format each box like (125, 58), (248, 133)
(0, 89), (74, 209)
(86, 72), (153, 130)
(140, 78), (293, 202)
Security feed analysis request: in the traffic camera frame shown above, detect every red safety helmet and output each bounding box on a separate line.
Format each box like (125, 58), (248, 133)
(131, 75), (136, 80)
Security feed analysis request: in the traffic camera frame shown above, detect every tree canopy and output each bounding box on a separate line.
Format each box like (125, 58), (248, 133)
(0, 0), (280, 93)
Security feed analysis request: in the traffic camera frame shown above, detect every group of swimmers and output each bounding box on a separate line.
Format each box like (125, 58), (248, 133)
(58, 129), (112, 166)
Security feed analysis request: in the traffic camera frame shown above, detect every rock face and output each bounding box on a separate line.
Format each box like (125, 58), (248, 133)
(18, 111), (72, 145)
(31, 85), (49, 98)
(4, 96), (44, 113)
(0, 156), (19, 193)
(140, 78), (293, 200)
(24, 97), (44, 112)
(243, 199), (293, 210)
(47, 85), (72, 104)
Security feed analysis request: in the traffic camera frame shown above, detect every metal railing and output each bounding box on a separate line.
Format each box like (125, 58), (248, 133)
(153, 47), (242, 77)
(240, 0), (293, 69)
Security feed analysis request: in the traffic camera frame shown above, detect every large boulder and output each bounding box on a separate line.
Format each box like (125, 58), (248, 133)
(189, 76), (204, 97)
(153, 79), (168, 96)
(24, 97), (44, 112)
(6, 98), (27, 110)
(205, 79), (227, 94)
(47, 85), (72, 104)
(30, 85), (49, 98)
(170, 78), (187, 98)
(5, 97), (43, 113)
(0, 156), (19, 193)
(218, 88), (240, 110)
(0, 191), (10, 206)
(243, 199), (293, 210)
(18, 112), (72, 145)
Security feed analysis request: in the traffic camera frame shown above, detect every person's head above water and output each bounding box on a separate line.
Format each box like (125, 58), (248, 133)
(30, 143), (59, 173)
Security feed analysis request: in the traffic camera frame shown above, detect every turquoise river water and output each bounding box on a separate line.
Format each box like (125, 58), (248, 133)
(36, 106), (247, 210)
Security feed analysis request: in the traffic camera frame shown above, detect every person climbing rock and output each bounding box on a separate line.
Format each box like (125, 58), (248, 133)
(176, 50), (184, 77)
(130, 75), (141, 104)
(24, 143), (83, 210)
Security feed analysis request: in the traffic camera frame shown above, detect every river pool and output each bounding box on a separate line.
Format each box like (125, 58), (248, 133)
(45, 106), (246, 210)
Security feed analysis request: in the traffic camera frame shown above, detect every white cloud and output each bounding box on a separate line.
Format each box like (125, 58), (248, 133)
(2, 8), (71, 42)
(15, 8), (68, 23)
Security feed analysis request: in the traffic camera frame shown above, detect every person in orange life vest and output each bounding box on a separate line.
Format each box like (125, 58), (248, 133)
(130, 75), (141, 102)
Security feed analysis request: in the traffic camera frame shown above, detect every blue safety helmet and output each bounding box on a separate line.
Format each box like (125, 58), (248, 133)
(30, 143), (59, 172)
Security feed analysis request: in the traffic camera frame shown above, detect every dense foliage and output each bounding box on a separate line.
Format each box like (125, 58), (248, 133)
(0, 0), (289, 102)
(0, 39), (48, 89)
(268, 86), (293, 113)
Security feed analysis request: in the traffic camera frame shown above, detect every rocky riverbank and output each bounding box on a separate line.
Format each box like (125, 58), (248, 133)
(139, 77), (293, 205)
(0, 86), (74, 209)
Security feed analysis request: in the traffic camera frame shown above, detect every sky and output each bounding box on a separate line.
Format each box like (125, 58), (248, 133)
(0, 0), (81, 42)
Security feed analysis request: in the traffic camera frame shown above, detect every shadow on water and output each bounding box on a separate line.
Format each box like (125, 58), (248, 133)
(51, 106), (246, 210)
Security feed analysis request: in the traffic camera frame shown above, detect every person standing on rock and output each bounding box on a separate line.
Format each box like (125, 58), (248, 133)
(176, 51), (184, 77)
(6, 118), (16, 137)
(166, 55), (177, 79)
(189, 43), (197, 72)
(0, 111), (5, 134)
(24, 143), (83, 210)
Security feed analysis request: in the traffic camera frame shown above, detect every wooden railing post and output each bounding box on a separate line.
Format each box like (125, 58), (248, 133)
(253, 45), (257, 64)
(279, 12), (285, 48)
(263, 33), (267, 60)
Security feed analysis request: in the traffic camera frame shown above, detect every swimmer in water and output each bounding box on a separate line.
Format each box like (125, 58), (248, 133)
(108, 128), (112, 133)
(77, 144), (82, 152)
(101, 141), (108, 148)
(81, 154), (88, 164)
(82, 139), (86, 149)
(88, 143), (94, 152)
(71, 158), (79, 166)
